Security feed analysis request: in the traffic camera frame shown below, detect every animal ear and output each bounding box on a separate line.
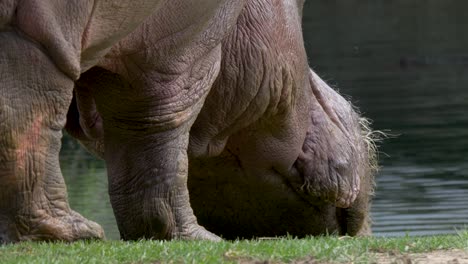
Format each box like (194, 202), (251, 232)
(286, 70), (364, 209)
(293, 126), (360, 209)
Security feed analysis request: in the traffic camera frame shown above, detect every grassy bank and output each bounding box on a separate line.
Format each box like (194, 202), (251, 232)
(1, 230), (467, 264)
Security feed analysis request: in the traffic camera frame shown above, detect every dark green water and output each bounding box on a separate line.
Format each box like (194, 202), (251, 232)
(302, 0), (468, 236)
(61, 1), (468, 239)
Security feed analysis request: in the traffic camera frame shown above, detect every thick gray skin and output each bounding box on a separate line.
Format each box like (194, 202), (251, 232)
(71, 0), (375, 239)
(187, 0), (374, 238)
(0, 0), (243, 242)
(75, 1), (244, 241)
(1, 0), (374, 242)
(0, 0), (164, 243)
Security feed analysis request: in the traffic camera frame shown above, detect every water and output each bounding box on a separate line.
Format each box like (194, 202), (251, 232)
(61, 1), (468, 239)
(302, 0), (468, 236)
(60, 140), (117, 238)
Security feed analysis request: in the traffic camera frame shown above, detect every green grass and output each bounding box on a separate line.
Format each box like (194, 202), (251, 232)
(1, 230), (467, 264)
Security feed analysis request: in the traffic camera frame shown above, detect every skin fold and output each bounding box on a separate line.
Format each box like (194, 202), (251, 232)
(188, 0), (374, 238)
(0, 0), (375, 243)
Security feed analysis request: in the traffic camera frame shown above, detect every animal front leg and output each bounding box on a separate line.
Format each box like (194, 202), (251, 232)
(0, 32), (104, 243)
(106, 131), (219, 241)
(84, 66), (220, 241)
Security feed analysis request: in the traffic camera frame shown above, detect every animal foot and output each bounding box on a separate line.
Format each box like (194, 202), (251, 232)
(179, 225), (221, 241)
(18, 209), (104, 242)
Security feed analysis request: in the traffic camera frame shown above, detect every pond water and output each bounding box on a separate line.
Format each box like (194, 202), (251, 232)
(61, 1), (468, 239)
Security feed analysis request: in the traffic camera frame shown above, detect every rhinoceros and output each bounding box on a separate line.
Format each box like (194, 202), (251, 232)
(0, 0), (376, 243)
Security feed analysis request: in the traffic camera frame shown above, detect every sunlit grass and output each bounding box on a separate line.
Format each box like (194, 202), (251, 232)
(1, 230), (467, 264)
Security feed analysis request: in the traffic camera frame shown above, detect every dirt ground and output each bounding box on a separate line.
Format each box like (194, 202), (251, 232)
(371, 250), (468, 264)
(225, 250), (468, 264)
(230, 249), (468, 264)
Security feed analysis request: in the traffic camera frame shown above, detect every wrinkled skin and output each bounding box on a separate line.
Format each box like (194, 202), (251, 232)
(188, 0), (374, 238)
(0, 0), (375, 243)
